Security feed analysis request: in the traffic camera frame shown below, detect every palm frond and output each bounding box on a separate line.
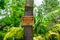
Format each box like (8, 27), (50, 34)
(43, 9), (60, 26)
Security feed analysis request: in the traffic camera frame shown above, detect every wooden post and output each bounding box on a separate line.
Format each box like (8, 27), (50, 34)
(22, 0), (34, 40)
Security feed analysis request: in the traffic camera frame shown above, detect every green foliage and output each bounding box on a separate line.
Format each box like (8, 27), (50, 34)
(34, 8), (60, 34)
(34, 6), (47, 34)
(0, 0), (60, 40)
(0, 0), (26, 39)
(33, 35), (45, 40)
(46, 32), (59, 40)
(0, 31), (5, 40)
(0, 0), (26, 27)
(33, 24), (60, 40)
(42, 0), (59, 14)
(4, 27), (23, 40)
(48, 34), (58, 40)
(50, 24), (60, 32)
(43, 9), (60, 26)
(7, 0), (26, 27)
(0, 0), (5, 9)
(44, 24), (60, 40)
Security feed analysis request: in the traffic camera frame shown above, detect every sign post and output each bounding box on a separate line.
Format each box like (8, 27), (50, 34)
(22, 0), (34, 40)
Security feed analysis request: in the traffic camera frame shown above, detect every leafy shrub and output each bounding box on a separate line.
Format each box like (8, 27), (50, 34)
(48, 31), (59, 40)
(33, 35), (45, 40)
(0, 31), (5, 40)
(4, 27), (23, 40)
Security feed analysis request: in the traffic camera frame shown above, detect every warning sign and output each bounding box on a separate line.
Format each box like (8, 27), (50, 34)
(22, 16), (34, 26)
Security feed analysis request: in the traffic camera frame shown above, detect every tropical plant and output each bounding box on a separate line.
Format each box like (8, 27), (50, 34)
(0, 0), (60, 40)
(0, 0), (26, 28)
(33, 24), (60, 40)
(34, 8), (60, 34)
(4, 27), (23, 40)
(45, 24), (60, 40)
(41, 0), (59, 14)
(0, 0), (5, 9)
(0, 31), (5, 40)
(33, 35), (45, 40)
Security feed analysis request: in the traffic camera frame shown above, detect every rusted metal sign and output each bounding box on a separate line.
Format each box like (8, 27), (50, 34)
(22, 16), (34, 26)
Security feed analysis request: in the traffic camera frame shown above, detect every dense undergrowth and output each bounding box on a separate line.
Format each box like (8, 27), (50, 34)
(0, 0), (60, 40)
